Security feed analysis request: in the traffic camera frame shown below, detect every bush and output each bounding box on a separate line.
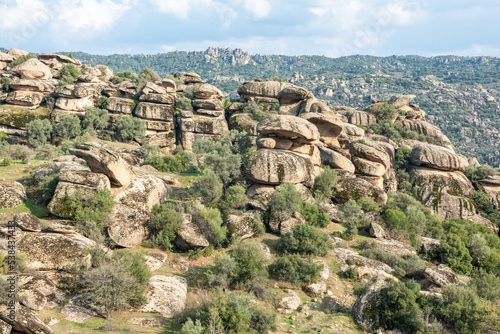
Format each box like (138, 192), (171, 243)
(205, 253), (237, 289)
(361, 249), (426, 279)
(231, 242), (267, 287)
(440, 286), (482, 334)
(39, 172), (59, 202)
(181, 318), (204, 334)
(372, 279), (425, 333)
(58, 64), (80, 86)
(470, 269), (500, 301)
(299, 201), (330, 228)
(35, 144), (57, 160)
(357, 196), (380, 213)
(137, 68), (160, 89)
(465, 164), (497, 182)
(218, 184), (248, 216)
(1, 77), (10, 91)
(8, 53), (36, 68)
(313, 166), (338, 202)
(269, 254), (323, 284)
(26, 119), (53, 147)
(116, 114), (145, 141)
(365, 103), (398, 121)
(143, 151), (192, 173)
(145, 202), (183, 251)
(55, 115), (82, 139)
(194, 206), (227, 248)
(138, 144), (161, 159)
(2, 158), (11, 166)
(242, 100), (267, 121)
(176, 96), (193, 111)
(269, 183), (302, 221)
(191, 169), (223, 206)
(338, 199), (370, 234)
(83, 107), (109, 131)
(278, 224), (332, 256)
(111, 71), (138, 84)
(437, 234), (473, 275)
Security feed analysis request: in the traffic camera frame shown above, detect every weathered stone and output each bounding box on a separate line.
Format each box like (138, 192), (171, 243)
(424, 264), (459, 287)
(134, 102), (175, 121)
(353, 157), (386, 177)
(0, 304), (54, 334)
(245, 149), (314, 185)
(78, 66), (101, 83)
(95, 65), (113, 81)
(147, 131), (176, 148)
(173, 71), (203, 84)
(17, 274), (64, 311)
(277, 290), (301, 314)
(195, 109), (224, 117)
(139, 93), (176, 105)
(369, 222), (387, 238)
(127, 317), (169, 328)
(192, 99), (224, 110)
(116, 81), (138, 98)
(238, 80), (290, 99)
(175, 214), (210, 251)
(275, 138), (293, 150)
(9, 78), (55, 92)
(318, 146), (356, 173)
(372, 239), (417, 257)
(277, 85), (314, 104)
(13, 212), (42, 232)
(400, 119), (451, 146)
(39, 53), (81, 65)
(0, 319), (11, 334)
(421, 237), (441, 253)
(69, 142), (136, 187)
(0, 181), (26, 209)
(335, 178), (388, 205)
(294, 98), (331, 115)
(105, 97), (136, 114)
(229, 113), (258, 135)
(350, 142), (391, 169)
(54, 83), (101, 98)
(226, 211), (259, 241)
(246, 184), (275, 203)
(333, 248), (394, 275)
(411, 143), (469, 171)
(257, 115), (320, 141)
(0, 51), (14, 62)
(6, 90), (45, 106)
(348, 110), (377, 126)
(192, 84), (223, 99)
(388, 94), (415, 108)
(357, 175), (384, 190)
(11, 58), (52, 80)
(193, 116), (228, 134)
(60, 293), (101, 323)
(303, 281), (327, 297)
(55, 96), (94, 111)
(17, 233), (96, 270)
(256, 137), (276, 149)
(300, 112), (344, 138)
(156, 78), (176, 92)
(144, 120), (174, 131)
(140, 275), (188, 318)
(352, 277), (390, 328)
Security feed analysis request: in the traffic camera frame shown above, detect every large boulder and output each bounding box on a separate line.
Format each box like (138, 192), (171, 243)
(17, 274), (65, 311)
(134, 102), (175, 121)
(276, 290), (301, 314)
(11, 58), (52, 80)
(105, 97), (136, 114)
(352, 277), (390, 328)
(9, 78), (55, 92)
(0, 319), (11, 334)
(352, 157), (386, 177)
(277, 85), (313, 104)
(300, 112), (344, 138)
(174, 214), (210, 251)
(192, 84), (223, 100)
(238, 81), (290, 99)
(78, 66), (102, 83)
(108, 174), (171, 248)
(0, 181), (26, 209)
(193, 116), (229, 134)
(38, 53), (81, 65)
(424, 264), (459, 287)
(48, 170), (111, 218)
(399, 119), (451, 147)
(55, 96), (95, 111)
(140, 275), (188, 318)
(257, 115), (320, 141)
(17, 233), (96, 270)
(372, 239), (417, 257)
(333, 248), (394, 276)
(54, 84), (100, 99)
(348, 110), (377, 126)
(318, 147), (355, 172)
(350, 142), (391, 169)
(6, 90), (45, 106)
(245, 149), (314, 185)
(411, 143), (469, 172)
(387, 94), (415, 108)
(69, 142), (136, 187)
(0, 304), (54, 334)
(173, 71), (203, 84)
(225, 211), (259, 240)
(13, 212), (42, 232)
(335, 178), (388, 205)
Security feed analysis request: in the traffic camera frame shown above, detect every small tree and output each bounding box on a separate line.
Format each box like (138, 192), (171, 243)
(146, 203), (183, 250)
(26, 119), (53, 148)
(112, 71), (138, 84)
(278, 224), (332, 256)
(83, 107), (110, 131)
(55, 115), (82, 139)
(231, 242), (267, 287)
(58, 64), (80, 86)
(191, 169), (223, 206)
(116, 115), (145, 141)
(313, 166), (337, 202)
(242, 100), (267, 121)
(269, 183), (302, 221)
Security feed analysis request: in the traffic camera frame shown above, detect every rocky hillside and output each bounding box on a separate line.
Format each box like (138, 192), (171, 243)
(0, 49), (499, 334)
(60, 47), (500, 166)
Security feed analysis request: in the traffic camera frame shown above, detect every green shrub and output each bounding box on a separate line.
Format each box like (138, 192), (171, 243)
(278, 224), (332, 256)
(242, 100), (267, 121)
(176, 96), (193, 111)
(8, 53), (36, 68)
(361, 249), (426, 279)
(338, 199), (370, 234)
(470, 269), (500, 301)
(218, 184), (248, 216)
(83, 107), (109, 131)
(97, 96), (108, 109)
(113, 250), (151, 285)
(58, 64), (80, 86)
(440, 285), (482, 334)
(231, 242), (267, 287)
(313, 166), (338, 202)
(116, 114), (145, 141)
(26, 119), (53, 147)
(465, 164), (497, 182)
(194, 206), (227, 248)
(138, 144), (161, 159)
(205, 253), (237, 289)
(372, 279), (425, 333)
(269, 254), (323, 284)
(365, 103), (398, 121)
(137, 68), (160, 90)
(299, 201), (330, 227)
(181, 318), (204, 334)
(111, 71), (138, 84)
(269, 183), (302, 222)
(437, 234), (473, 275)
(39, 172), (59, 202)
(1, 78), (10, 91)
(191, 169), (224, 206)
(142, 150), (195, 173)
(357, 196), (380, 213)
(145, 202), (183, 251)
(35, 143), (57, 160)
(55, 115), (82, 139)
(3, 158), (11, 166)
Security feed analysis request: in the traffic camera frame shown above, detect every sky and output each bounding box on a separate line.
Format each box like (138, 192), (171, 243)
(0, 0), (499, 57)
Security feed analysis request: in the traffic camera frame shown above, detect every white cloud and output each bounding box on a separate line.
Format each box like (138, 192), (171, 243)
(243, 0), (271, 19)
(56, 0), (132, 31)
(0, 0), (48, 31)
(149, 0), (193, 19)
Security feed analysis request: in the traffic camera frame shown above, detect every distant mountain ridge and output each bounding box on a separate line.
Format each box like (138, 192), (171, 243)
(2, 46), (500, 165)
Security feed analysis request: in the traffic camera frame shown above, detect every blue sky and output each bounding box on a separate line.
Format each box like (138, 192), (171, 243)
(0, 0), (499, 57)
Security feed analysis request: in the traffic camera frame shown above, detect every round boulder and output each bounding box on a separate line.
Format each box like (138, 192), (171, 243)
(13, 212), (42, 232)
(257, 115), (320, 141)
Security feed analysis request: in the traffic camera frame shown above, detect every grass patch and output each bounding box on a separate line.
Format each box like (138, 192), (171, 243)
(0, 199), (50, 217)
(0, 159), (45, 182)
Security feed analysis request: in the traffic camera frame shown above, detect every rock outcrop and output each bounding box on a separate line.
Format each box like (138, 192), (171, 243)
(0, 181), (26, 209)
(140, 275), (188, 318)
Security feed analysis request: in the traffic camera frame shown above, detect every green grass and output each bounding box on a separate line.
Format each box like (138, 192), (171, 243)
(0, 199), (50, 217)
(0, 159), (45, 182)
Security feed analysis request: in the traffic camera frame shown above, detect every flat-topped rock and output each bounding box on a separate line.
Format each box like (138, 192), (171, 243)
(335, 178), (387, 205)
(411, 143), (468, 171)
(424, 264), (459, 287)
(388, 94), (415, 108)
(13, 212), (42, 232)
(277, 85), (314, 104)
(0, 181), (26, 209)
(245, 149), (314, 185)
(300, 112), (344, 138)
(238, 80), (291, 99)
(11, 58), (52, 80)
(192, 84), (223, 99)
(257, 115), (320, 141)
(140, 275), (188, 317)
(38, 53), (81, 65)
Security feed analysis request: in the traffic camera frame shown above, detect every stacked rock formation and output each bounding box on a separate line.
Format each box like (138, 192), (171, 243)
(177, 80), (228, 151)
